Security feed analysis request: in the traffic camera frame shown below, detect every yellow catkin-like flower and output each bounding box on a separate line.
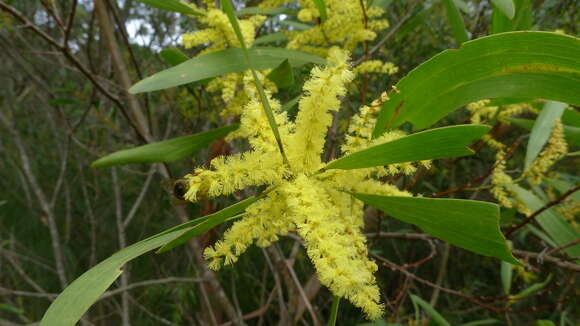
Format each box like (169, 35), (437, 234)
(490, 150), (515, 209)
(183, 151), (288, 202)
(181, 8), (273, 117)
(297, 8), (315, 22)
(204, 189), (293, 269)
(287, 47), (354, 172)
(524, 120), (568, 185)
(354, 60), (398, 75)
(185, 50), (432, 320)
(342, 92), (431, 176)
(497, 103), (538, 123)
(281, 175), (384, 320)
(558, 200), (579, 229)
(490, 150), (532, 215)
(261, 0), (389, 56)
(227, 95), (293, 153)
(466, 100), (498, 125)
(182, 9), (265, 52)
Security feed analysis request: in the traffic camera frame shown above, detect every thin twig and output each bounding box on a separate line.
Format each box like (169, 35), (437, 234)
(100, 277), (208, 300)
(353, 0), (419, 66)
(505, 185), (580, 238)
(546, 238), (580, 257)
(0, 1), (148, 143)
(0, 110), (68, 288)
(512, 249), (580, 272)
(63, 0), (78, 45)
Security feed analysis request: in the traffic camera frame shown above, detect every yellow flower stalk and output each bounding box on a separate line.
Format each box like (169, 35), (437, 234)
(182, 9), (265, 53)
(261, 0), (390, 56)
(180, 48), (424, 320)
(524, 120), (568, 185)
(355, 60), (398, 75)
(287, 47), (354, 172)
(181, 8), (276, 116)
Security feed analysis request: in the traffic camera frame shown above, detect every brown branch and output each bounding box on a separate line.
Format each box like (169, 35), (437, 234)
(353, 0), (418, 66)
(546, 238), (580, 257)
(64, 0), (78, 45)
(0, 286), (57, 299)
(429, 135), (525, 198)
(505, 185), (580, 238)
(372, 253), (504, 312)
(512, 249), (580, 273)
(100, 277), (207, 300)
(0, 0), (147, 143)
(368, 232), (580, 273)
(94, 0), (151, 141)
(219, 285), (277, 326)
(0, 111), (68, 288)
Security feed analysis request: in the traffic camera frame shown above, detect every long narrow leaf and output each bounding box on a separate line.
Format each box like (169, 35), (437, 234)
(354, 194), (520, 264)
(372, 32), (580, 137)
(409, 294), (451, 326)
(325, 125), (490, 170)
(313, 0), (328, 22)
(501, 240), (514, 294)
(130, 47), (325, 94)
(442, 0), (468, 44)
(509, 118), (580, 146)
(157, 196), (260, 253)
(507, 185), (580, 257)
(159, 47), (190, 66)
(135, 0), (203, 16)
(91, 125), (238, 167)
(524, 101), (567, 168)
(253, 32), (288, 45)
(491, 0), (532, 33)
(491, 0), (516, 19)
(267, 59), (295, 89)
(39, 229), (190, 326)
(39, 198), (258, 326)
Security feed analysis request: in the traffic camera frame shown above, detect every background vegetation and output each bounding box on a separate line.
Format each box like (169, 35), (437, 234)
(0, 0), (578, 325)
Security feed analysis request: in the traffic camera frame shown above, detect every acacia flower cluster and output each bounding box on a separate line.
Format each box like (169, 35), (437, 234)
(261, 0), (389, 56)
(467, 100), (568, 215)
(180, 48), (426, 319)
(181, 6), (277, 116)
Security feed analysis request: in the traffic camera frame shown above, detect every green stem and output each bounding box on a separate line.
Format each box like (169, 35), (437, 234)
(327, 295), (341, 326)
(220, 0), (291, 169)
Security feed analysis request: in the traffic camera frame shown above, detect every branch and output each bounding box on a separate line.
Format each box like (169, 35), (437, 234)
(368, 232), (580, 273)
(353, 0), (418, 66)
(0, 111), (68, 288)
(512, 249), (580, 273)
(100, 277), (207, 300)
(64, 0), (78, 45)
(0, 0), (147, 143)
(505, 185), (580, 238)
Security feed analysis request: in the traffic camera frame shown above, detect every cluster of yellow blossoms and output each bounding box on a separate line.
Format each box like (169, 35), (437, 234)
(182, 48), (423, 320)
(181, 4), (276, 116)
(261, 0), (389, 56)
(179, 0), (397, 116)
(466, 100), (569, 215)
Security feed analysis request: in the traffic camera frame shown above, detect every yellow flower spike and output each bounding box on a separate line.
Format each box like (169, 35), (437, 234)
(287, 47), (354, 172)
(271, 0), (390, 55)
(179, 48), (433, 320)
(279, 175), (383, 319)
(524, 120), (568, 185)
(298, 8), (315, 22)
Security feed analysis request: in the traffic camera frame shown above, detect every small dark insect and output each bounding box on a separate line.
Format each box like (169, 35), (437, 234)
(161, 178), (190, 205)
(172, 179), (189, 201)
